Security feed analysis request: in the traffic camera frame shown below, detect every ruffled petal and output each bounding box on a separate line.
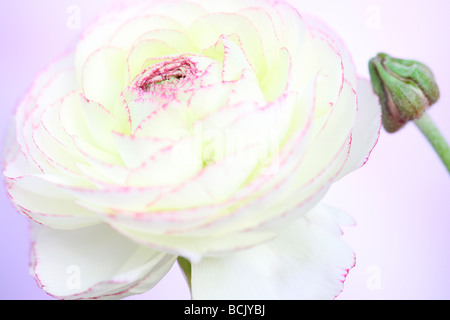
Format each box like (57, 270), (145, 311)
(30, 223), (176, 300)
(191, 203), (355, 299)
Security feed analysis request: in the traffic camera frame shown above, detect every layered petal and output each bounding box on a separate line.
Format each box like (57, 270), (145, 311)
(191, 204), (355, 299)
(30, 222), (176, 300)
(81, 47), (129, 113)
(338, 79), (382, 178)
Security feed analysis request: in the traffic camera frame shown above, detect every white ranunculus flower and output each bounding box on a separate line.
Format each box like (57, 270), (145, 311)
(3, 0), (381, 299)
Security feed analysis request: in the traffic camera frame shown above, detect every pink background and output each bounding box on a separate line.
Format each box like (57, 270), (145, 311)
(1, 0), (449, 300)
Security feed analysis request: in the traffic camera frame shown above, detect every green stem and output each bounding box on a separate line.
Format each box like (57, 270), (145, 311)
(414, 112), (450, 174)
(177, 257), (192, 292)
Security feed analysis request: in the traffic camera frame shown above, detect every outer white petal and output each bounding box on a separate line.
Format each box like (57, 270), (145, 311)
(338, 79), (382, 178)
(30, 223), (176, 300)
(191, 203), (355, 300)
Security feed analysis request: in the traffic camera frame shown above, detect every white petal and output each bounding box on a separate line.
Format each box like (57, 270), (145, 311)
(5, 172), (100, 230)
(188, 12), (267, 78)
(74, 2), (152, 82)
(338, 79), (382, 178)
(30, 223), (176, 300)
(142, 1), (207, 28)
(302, 13), (358, 89)
(80, 96), (120, 154)
(113, 133), (175, 169)
(81, 47), (128, 112)
(108, 222), (277, 264)
(191, 203), (355, 300)
(260, 48), (291, 101)
(190, 0), (266, 13)
(109, 15), (183, 50)
(221, 36), (254, 82)
(238, 6), (281, 73)
(127, 39), (178, 81)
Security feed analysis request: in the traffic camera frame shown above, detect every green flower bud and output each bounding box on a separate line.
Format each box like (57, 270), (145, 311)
(369, 53), (440, 133)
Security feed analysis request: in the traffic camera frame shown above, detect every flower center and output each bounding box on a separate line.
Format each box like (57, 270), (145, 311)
(136, 58), (197, 93)
(122, 56), (206, 135)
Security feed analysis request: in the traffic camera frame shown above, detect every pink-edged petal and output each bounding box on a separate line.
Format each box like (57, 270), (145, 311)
(81, 47), (128, 112)
(238, 6), (281, 72)
(26, 53), (76, 102)
(6, 177), (100, 230)
(59, 92), (97, 145)
(131, 99), (193, 139)
(136, 29), (198, 51)
(32, 122), (84, 176)
(65, 185), (167, 213)
(127, 39), (178, 81)
(14, 53), (75, 134)
(185, 82), (235, 121)
(3, 144), (42, 182)
(40, 99), (83, 159)
(125, 136), (203, 187)
(191, 203), (355, 300)
(34, 69), (78, 108)
(113, 133), (175, 169)
(30, 222), (176, 300)
(109, 15), (183, 50)
(108, 219), (277, 264)
(73, 145), (130, 185)
(127, 29), (199, 81)
(146, 144), (261, 211)
(220, 36), (254, 82)
(73, 1), (155, 82)
(303, 13), (358, 89)
(80, 96), (120, 154)
(188, 0), (266, 13)
(142, 1), (207, 28)
(338, 79), (382, 178)
(15, 68), (80, 174)
(71, 135), (123, 167)
(272, 1), (306, 68)
(288, 80), (357, 187)
(188, 12), (267, 78)
(260, 47), (291, 102)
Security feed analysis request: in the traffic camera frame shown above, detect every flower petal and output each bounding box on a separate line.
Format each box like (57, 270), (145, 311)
(30, 222), (176, 300)
(127, 39), (178, 81)
(188, 12), (267, 79)
(338, 79), (382, 178)
(260, 47), (291, 102)
(80, 96), (120, 154)
(6, 178), (100, 229)
(113, 133), (174, 169)
(81, 47), (128, 112)
(109, 15), (183, 50)
(191, 203), (355, 299)
(108, 221), (277, 264)
(74, 1), (156, 82)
